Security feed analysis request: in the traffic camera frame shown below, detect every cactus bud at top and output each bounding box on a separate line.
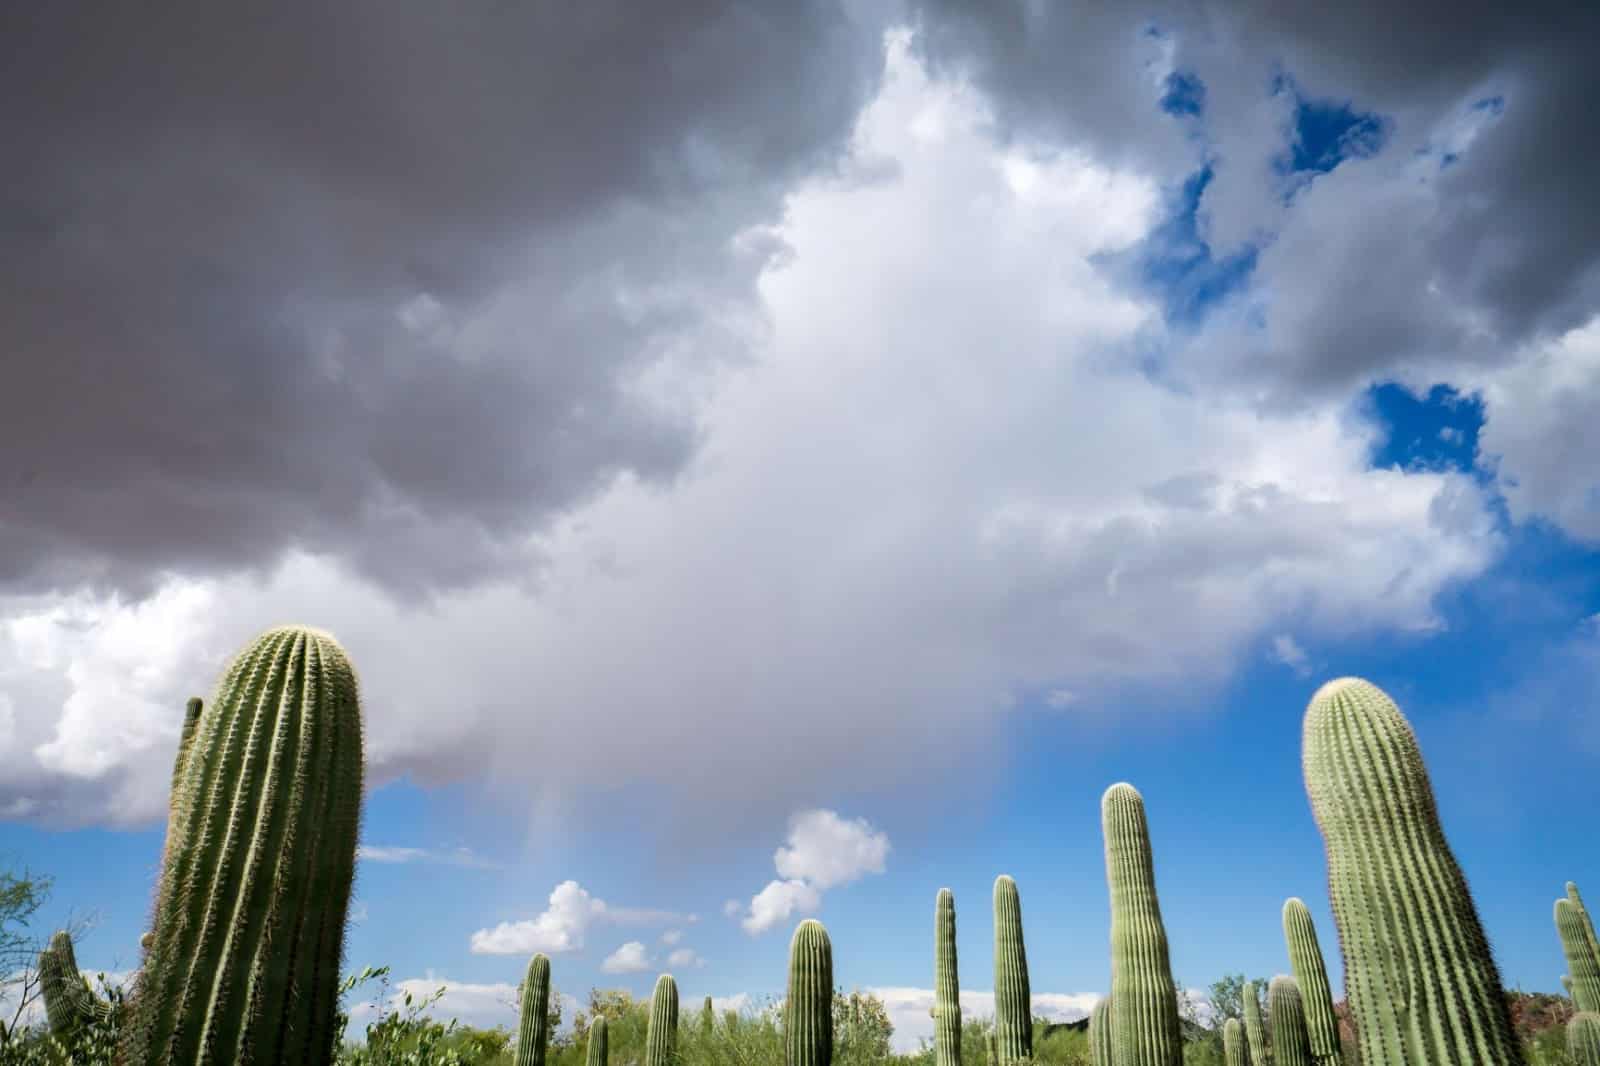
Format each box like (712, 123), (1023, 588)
(1303, 677), (1524, 1066)
(787, 920), (833, 1066)
(936, 888), (962, 1066)
(516, 953), (552, 1066)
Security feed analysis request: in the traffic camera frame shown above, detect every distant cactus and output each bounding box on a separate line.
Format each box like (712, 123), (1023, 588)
(1303, 677), (1523, 1066)
(701, 994), (715, 1036)
(1267, 976), (1311, 1066)
(786, 920), (833, 1066)
(38, 932), (112, 1037)
(1281, 900), (1339, 1066)
(1560, 892), (1600, 1013)
(1224, 1017), (1248, 1066)
(515, 953), (552, 1066)
(1571, 1013), (1600, 1066)
(1101, 783), (1183, 1066)
(121, 626), (364, 1066)
(1089, 997), (1114, 1066)
(1242, 980), (1268, 1065)
(646, 974), (680, 1066)
(587, 1016), (610, 1066)
(992, 875), (1031, 1065)
(935, 888), (962, 1066)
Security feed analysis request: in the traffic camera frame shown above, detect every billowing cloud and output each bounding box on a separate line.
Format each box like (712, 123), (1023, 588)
(600, 942), (653, 975)
(468, 881), (693, 957)
(666, 948), (707, 970)
(740, 880), (825, 937)
(773, 810), (891, 890)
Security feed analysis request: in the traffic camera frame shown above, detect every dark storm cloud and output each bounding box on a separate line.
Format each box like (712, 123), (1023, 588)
(906, 0), (1600, 395)
(0, 1), (889, 596)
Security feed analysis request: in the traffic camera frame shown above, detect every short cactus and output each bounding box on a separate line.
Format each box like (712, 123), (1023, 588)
(645, 973), (680, 1066)
(1267, 976), (1311, 1066)
(1559, 894), (1600, 1014)
(1303, 677), (1523, 1066)
(992, 875), (1031, 1065)
(1089, 997), (1114, 1066)
(702, 994), (715, 1036)
(587, 1015), (610, 1066)
(1281, 900), (1339, 1066)
(38, 932), (113, 1037)
(122, 626), (365, 1066)
(1102, 783), (1183, 1066)
(786, 919), (833, 1066)
(1224, 1017), (1248, 1066)
(1242, 980), (1268, 1065)
(515, 953), (552, 1066)
(1571, 1013), (1600, 1066)
(935, 888), (962, 1066)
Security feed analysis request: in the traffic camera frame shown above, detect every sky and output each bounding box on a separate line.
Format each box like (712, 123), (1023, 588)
(2, 0), (1599, 1051)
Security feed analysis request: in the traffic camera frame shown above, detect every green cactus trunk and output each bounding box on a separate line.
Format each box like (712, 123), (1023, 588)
(985, 1033), (998, 1066)
(38, 932), (112, 1037)
(1560, 895), (1600, 1014)
(992, 875), (1031, 1064)
(786, 919), (833, 1066)
(1224, 1018), (1248, 1066)
(1242, 980), (1269, 1065)
(124, 626), (364, 1066)
(1267, 976), (1312, 1066)
(1281, 899), (1340, 1066)
(586, 1016), (610, 1066)
(1571, 1013), (1600, 1066)
(935, 887), (962, 1066)
(1101, 783), (1183, 1066)
(702, 995), (715, 1036)
(1089, 997), (1113, 1066)
(515, 953), (552, 1066)
(1302, 677), (1524, 1066)
(646, 974), (680, 1066)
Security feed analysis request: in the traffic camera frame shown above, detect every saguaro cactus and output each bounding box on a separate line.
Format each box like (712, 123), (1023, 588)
(1224, 1017), (1249, 1066)
(935, 888), (962, 1066)
(38, 932), (112, 1037)
(701, 994), (715, 1036)
(787, 919), (833, 1066)
(646, 973), (680, 1066)
(1268, 976), (1311, 1066)
(1281, 899), (1339, 1066)
(587, 1016), (610, 1066)
(123, 625), (364, 1066)
(1102, 783), (1183, 1066)
(985, 1033), (998, 1066)
(992, 875), (1032, 1064)
(516, 953), (552, 1066)
(1303, 677), (1523, 1066)
(1559, 894), (1600, 1013)
(1571, 1014), (1600, 1066)
(1242, 980), (1268, 1065)
(1089, 997), (1114, 1066)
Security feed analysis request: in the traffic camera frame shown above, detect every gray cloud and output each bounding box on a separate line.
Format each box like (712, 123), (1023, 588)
(0, 1), (889, 598)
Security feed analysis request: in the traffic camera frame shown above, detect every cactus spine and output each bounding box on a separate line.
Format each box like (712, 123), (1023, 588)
(1302, 677), (1523, 1066)
(1242, 980), (1268, 1065)
(991, 875), (1031, 1064)
(515, 953), (552, 1066)
(1559, 893), (1600, 1013)
(1571, 1014), (1600, 1066)
(586, 1016), (610, 1066)
(1224, 1017), (1248, 1066)
(1281, 900), (1340, 1066)
(935, 887), (962, 1066)
(1089, 997), (1114, 1066)
(1267, 976), (1311, 1066)
(787, 919), (833, 1066)
(124, 626), (364, 1066)
(645, 973), (680, 1066)
(1101, 783), (1183, 1066)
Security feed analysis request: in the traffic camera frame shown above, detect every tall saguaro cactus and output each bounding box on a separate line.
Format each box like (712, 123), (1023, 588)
(516, 953), (552, 1066)
(992, 875), (1032, 1065)
(1102, 783), (1183, 1066)
(1281, 899), (1340, 1066)
(935, 888), (962, 1066)
(1224, 1018), (1249, 1066)
(1242, 980), (1268, 1066)
(1267, 976), (1312, 1066)
(1089, 997), (1114, 1066)
(787, 919), (833, 1066)
(587, 1016), (610, 1066)
(1559, 891), (1600, 1013)
(645, 974), (680, 1066)
(124, 625), (364, 1066)
(1303, 677), (1523, 1066)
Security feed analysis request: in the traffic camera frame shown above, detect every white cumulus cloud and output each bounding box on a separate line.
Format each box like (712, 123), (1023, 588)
(600, 941), (653, 975)
(773, 809), (890, 890)
(469, 881), (692, 956)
